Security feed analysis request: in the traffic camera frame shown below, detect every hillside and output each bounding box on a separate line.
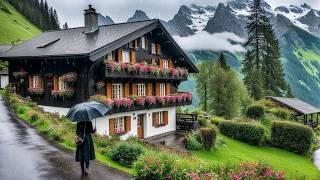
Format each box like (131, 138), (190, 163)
(0, 0), (41, 45)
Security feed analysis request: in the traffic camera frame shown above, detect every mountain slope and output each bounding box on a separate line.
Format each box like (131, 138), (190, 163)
(0, 0), (41, 45)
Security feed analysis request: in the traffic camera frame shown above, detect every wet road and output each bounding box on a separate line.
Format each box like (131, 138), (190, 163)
(0, 97), (130, 180)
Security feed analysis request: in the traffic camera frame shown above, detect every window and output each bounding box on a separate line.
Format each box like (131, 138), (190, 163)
(122, 50), (130, 63)
(112, 83), (123, 99)
(136, 83), (146, 96)
(141, 36), (146, 49)
(33, 76), (41, 88)
(128, 41), (134, 48)
(151, 43), (156, 54)
(160, 83), (166, 96)
(106, 52), (112, 61)
(114, 117), (124, 132)
(156, 112), (164, 125)
(135, 39), (139, 49)
(59, 77), (67, 90)
(163, 59), (169, 68)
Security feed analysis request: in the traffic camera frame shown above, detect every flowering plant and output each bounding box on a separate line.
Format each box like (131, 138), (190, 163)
(104, 98), (114, 108)
(114, 130), (126, 136)
(61, 72), (77, 82)
(170, 68), (178, 76)
(96, 81), (105, 90)
(136, 97), (145, 106)
(114, 99), (122, 108)
(120, 63), (128, 71)
(155, 96), (165, 106)
(160, 68), (169, 76)
(28, 87), (44, 96)
(126, 98), (134, 109)
(51, 88), (74, 98)
(145, 96), (156, 105)
(13, 71), (28, 79)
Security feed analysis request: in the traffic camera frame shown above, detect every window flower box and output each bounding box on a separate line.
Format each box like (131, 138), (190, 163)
(28, 87), (44, 96)
(155, 123), (167, 128)
(13, 71), (28, 79)
(51, 88), (75, 98)
(114, 130), (127, 136)
(96, 81), (105, 90)
(61, 72), (77, 82)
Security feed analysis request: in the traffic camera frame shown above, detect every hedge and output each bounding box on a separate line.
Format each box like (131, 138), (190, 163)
(246, 105), (264, 119)
(271, 121), (313, 154)
(219, 121), (264, 145)
(111, 142), (143, 167)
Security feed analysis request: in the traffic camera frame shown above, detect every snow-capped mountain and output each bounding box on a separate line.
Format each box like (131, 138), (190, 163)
(127, 10), (150, 22)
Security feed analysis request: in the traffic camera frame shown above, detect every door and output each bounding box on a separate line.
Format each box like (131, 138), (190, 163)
(137, 114), (145, 139)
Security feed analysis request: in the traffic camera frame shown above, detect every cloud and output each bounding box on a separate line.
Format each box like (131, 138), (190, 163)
(173, 31), (247, 53)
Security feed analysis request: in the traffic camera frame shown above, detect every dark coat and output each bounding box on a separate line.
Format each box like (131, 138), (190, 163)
(75, 121), (95, 162)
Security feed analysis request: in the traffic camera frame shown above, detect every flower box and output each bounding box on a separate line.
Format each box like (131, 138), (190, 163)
(13, 71), (28, 79)
(61, 72), (77, 82)
(51, 88), (75, 98)
(28, 87), (44, 96)
(96, 81), (105, 90)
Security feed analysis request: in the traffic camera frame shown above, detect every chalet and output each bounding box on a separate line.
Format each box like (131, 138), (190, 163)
(0, 5), (198, 139)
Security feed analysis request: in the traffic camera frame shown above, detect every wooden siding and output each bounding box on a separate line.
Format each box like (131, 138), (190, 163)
(109, 118), (115, 134)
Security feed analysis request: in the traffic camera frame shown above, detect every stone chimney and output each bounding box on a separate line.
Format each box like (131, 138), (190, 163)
(84, 5), (98, 33)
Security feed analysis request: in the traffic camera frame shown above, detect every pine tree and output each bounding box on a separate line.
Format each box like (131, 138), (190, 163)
(218, 53), (229, 70)
(63, 22), (69, 29)
(242, 0), (288, 99)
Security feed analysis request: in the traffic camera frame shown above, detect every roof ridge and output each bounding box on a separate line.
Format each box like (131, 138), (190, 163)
(43, 19), (159, 33)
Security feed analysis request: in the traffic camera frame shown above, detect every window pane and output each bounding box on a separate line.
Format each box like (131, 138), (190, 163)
(151, 43), (156, 54)
(122, 51), (130, 63)
(160, 83), (166, 96)
(112, 84), (123, 99)
(141, 36), (145, 49)
(163, 60), (169, 68)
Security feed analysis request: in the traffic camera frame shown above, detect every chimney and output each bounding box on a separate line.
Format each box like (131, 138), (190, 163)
(84, 5), (98, 33)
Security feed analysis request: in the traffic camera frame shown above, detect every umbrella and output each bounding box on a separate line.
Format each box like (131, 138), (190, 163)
(66, 101), (110, 122)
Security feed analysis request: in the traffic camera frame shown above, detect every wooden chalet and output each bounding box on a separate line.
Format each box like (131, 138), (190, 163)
(0, 5), (198, 139)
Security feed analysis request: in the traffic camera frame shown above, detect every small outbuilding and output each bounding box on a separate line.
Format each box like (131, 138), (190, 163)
(266, 96), (320, 128)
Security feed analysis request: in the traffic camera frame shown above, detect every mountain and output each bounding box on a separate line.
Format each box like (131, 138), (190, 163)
(0, 0), (41, 45)
(98, 13), (114, 26)
(127, 10), (150, 22)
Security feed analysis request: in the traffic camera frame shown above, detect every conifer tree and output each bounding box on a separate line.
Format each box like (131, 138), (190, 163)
(218, 53), (229, 70)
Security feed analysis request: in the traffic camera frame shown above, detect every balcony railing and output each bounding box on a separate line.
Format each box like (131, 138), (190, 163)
(105, 61), (188, 81)
(90, 93), (192, 114)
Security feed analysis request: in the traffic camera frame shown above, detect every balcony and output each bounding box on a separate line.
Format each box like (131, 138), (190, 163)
(90, 93), (192, 114)
(105, 61), (188, 81)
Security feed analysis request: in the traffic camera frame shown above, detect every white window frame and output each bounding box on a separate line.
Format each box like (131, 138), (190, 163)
(141, 36), (146, 49)
(136, 83), (146, 96)
(112, 83), (123, 99)
(156, 112), (163, 125)
(59, 77), (67, 90)
(163, 59), (169, 68)
(106, 52), (112, 61)
(122, 50), (130, 63)
(160, 83), (166, 96)
(33, 76), (40, 88)
(151, 43), (156, 54)
(135, 39), (139, 49)
(114, 117), (124, 132)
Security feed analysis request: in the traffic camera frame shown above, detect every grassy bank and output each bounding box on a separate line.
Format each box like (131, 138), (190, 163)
(194, 134), (320, 178)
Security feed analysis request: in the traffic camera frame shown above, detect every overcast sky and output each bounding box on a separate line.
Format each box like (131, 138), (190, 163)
(47, 0), (320, 28)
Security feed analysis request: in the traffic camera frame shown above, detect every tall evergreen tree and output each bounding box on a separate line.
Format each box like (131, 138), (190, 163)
(218, 53), (229, 70)
(242, 0), (287, 99)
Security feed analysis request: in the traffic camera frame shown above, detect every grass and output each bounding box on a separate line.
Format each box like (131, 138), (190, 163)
(0, 0), (41, 44)
(193, 134), (320, 179)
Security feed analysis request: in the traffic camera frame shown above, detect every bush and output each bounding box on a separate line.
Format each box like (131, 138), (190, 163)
(271, 121), (313, 154)
(186, 132), (203, 150)
(211, 116), (226, 126)
(273, 109), (290, 119)
(111, 142), (143, 167)
(197, 117), (208, 127)
(29, 112), (40, 123)
(246, 105), (264, 119)
(219, 121), (264, 145)
(199, 128), (216, 150)
(47, 128), (63, 142)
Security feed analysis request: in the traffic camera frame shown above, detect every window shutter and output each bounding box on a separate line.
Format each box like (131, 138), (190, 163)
(147, 83), (153, 96)
(160, 59), (163, 68)
(156, 44), (161, 55)
(169, 58), (174, 68)
(166, 82), (171, 96)
(156, 83), (160, 96)
(118, 48), (123, 63)
(124, 116), (131, 131)
(28, 75), (33, 88)
(124, 83), (129, 97)
(112, 51), (115, 60)
(109, 118), (115, 135)
(163, 111), (168, 125)
(152, 113), (157, 127)
(106, 82), (112, 98)
(53, 75), (58, 90)
(40, 77), (44, 88)
(130, 51), (136, 64)
(132, 83), (137, 96)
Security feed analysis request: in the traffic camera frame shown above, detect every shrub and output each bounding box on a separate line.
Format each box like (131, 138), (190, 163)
(273, 108), (290, 119)
(271, 121), (313, 154)
(199, 128), (216, 150)
(246, 105), (264, 119)
(29, 112), (40, 123)
(111, 142), (143, 167)
(94, 137), (111, 148)
(211, 116), (226, 126)
(47, 128), (63, 142)
(219, 121), (264, 145)
(186, 133), (203, 150)
(197, 117), (208, 127)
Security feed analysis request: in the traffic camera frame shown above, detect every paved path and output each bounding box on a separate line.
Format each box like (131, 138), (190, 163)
(0, 97), (131, 180)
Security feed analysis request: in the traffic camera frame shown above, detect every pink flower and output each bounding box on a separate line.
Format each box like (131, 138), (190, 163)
(126, 98), (133, 108)
(114, 99), (122, 108)
(104, 98), (114, 108)
(155, 96), (165, 105)
(177, 95), (183, 103)
(170, 68), (178, 76)
(263, 168), (273, 177)
(136, 97), (145, 106)
(145, 96), (156, 105)
(120, 63), (128, 71)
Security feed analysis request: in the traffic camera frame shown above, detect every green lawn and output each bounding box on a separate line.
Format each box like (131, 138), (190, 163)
(0, 0), (41, 44)
(193, 135), (320, 178)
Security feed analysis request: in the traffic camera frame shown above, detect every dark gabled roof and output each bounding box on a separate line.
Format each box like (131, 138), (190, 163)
(266, 96), (320, 115)
(0, 19), (198, 73)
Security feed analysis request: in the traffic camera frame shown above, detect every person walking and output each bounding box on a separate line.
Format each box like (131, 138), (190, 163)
(75, 121), (96, 176)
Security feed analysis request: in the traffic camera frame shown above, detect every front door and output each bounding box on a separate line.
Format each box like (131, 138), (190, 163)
(137, 114), (145, 139)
